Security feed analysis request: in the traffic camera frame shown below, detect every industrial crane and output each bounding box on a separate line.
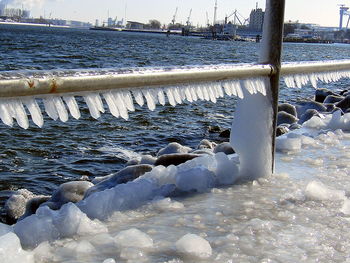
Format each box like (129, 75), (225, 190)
(186, 9), (192, 27)
(171, 7), (178, 25)
(224, 10), (249, 26)
(339, 4), (350, 30)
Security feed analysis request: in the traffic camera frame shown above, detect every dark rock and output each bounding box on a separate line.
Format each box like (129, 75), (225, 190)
(323, 95), (344, 104)
(339, 89), (349, 96)
(155, 153), (201, 167)
(278, 103), (297, 117)
(219, 129), (230, 138)
(325, 104), (336, 112)
(298, 109), (320, 124)
(85, 164), (153, 198)
(213, 142), (235, 155)
(157, 142), (192, 156)
(276, 126), (289, 137)
(197, 139), (216, 150)
(44, 181), (94, 210)
(295, 101), (327, 117)
(4, 189), (34, 223)
(208, 125), (221, 133)
(315, 88), (337, 103)
(277, 111), (298, 126)
(20, 196), (50, 220)
(289, 123), (302, 130)
(335, 95), (350, 112)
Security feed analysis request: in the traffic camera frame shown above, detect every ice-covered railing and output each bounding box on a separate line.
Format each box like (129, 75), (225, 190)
(0, 63), (272, 129)
(1, 60), (350, 129)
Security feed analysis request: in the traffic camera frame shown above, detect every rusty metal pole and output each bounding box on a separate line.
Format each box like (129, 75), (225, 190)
(259, 0), (285, 173)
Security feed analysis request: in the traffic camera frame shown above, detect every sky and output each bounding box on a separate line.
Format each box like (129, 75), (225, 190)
(0, 0), (347, 28)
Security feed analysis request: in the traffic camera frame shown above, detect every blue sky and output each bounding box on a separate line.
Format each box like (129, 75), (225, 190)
(3, 0), (347, 27)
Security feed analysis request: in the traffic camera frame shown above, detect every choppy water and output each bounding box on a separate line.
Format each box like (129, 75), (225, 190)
(1, 24), (350, 262)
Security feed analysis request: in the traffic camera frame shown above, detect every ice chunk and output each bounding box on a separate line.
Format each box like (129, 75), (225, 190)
(0, 223), (12, 237)
(62, 95), (81, 119)
(103, 258), (116, 263)
(114, 228), (153, 248)
(214, 152), (240, 185)
(230, 84), (272, 180)
(175, 233), (212, 259)
(276, 137), (302, 152)
(176, 166), (215, 193)
(0, 232), (34, 263)
(305, 181), (345, 201)
(341, 199), (350, 215)
(302, 116), (326, 129)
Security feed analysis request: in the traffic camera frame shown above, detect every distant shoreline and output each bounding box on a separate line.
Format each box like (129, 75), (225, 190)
(0, 21), (78, 29)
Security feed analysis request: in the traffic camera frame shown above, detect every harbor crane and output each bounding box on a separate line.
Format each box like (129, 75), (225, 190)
(224, 10), (249, 26)
(171, 7), (178, 25)
(186, 9), (192, 27)
(339, 4), (350, 30)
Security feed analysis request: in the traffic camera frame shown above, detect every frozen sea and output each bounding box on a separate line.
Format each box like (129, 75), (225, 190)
(1, 24), (350, 262)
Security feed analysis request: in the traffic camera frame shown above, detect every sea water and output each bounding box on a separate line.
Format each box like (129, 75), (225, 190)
(1, 24), (350, 262)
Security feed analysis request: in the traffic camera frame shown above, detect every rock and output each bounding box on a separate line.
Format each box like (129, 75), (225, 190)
(219, 129), (230, 138)
(126, 155), (157, 167)
(192, 149), (215, 156)
(323, 95), (344, 104)
(4, 189), (35, 223)
(298, 109), (320, 124)
(157, 142), (192, 156)
(208, 125), (221, 133)
(315, 88), (337, 103)
(44, 181), (94, 210)
(277, 111), (298, 126)
(325, 104), (337, 112)
(213, 142), (235, 155)
(20, 196), (50, 220)
(278, 103), (297, 117)
(276, 126), (289, 137)
(295, 101), (327, 117)
(85, 164), (153, 198)
(155, 153), (201, 167)
(197, 139), (216, 150)
(289, 123), (302, 130)
(335, 95), (350, 112)
(339, 89), (349, 96)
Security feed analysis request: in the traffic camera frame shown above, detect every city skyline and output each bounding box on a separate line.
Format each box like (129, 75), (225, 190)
(0, 0), (348, 28)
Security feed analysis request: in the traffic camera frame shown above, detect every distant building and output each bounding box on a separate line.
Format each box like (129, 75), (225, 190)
(126, 21), (144, 30)
(0, 8), (30, 18)
(249, 8), (264, 31)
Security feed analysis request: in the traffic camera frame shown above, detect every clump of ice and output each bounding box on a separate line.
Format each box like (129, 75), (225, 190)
(114, 228), (153, 248)
(230, 83), (273, 180)
(305, 181), (346, 201)
(151, 197), (184, 211)
(175, 233), (212, 259)
(0, 223), (12, 237)
(14, 203), (107, 248)
(0, 232), (34, 263)
(340, 199), (350, 215)
(176, 166), (215, 193)
(276, 137), (302, 152)
(103, 258), (116, 263)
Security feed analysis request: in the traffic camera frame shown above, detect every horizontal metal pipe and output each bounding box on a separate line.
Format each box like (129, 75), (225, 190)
(281, 60), (350, 75)
(1, 60), (350, 99)
(0, 64), (272, 98)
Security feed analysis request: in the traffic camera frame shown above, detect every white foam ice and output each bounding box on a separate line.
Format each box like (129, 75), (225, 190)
(175, 233), (212, 259)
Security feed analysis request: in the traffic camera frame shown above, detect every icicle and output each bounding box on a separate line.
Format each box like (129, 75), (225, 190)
(165, 87), (177, 106)
(202, 85), (210, 101)
(8, 99), (29, 129)
(62, 96), (80, 120)
(235, 82), (244, 99)
(256, 78), (267, 96)
(207, 86), (217, 103)
(52, 97), (69, 122)
(173, 87), (182, 104)
(223, 82), (232, 96)
(217, 83), (224, 98)
(102, 92), (120, 118)
(157, 89), (166, 106)
(23, 98), (44, 128)
(309, 74), (317, 89)
(113, 91), (129, 120)
(243, 79), (256, 95)
(132, 90), (144, 107)
(0, 101), (13, 127)
(43, 97), (59, 120)
(143, 89), (156, 111)
(122, 91), (135, 112)
(189, 86), (198, 101)
(195, 85), (205, 101)
(230, 81), (238, 97)
(184, 86), (193, 102)
(294, 75), (303, 88)
(84, 94), (101, 119)
(93, 93), (105, 113)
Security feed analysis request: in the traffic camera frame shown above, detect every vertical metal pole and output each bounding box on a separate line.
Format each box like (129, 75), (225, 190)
(259, 0), (285, 173)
